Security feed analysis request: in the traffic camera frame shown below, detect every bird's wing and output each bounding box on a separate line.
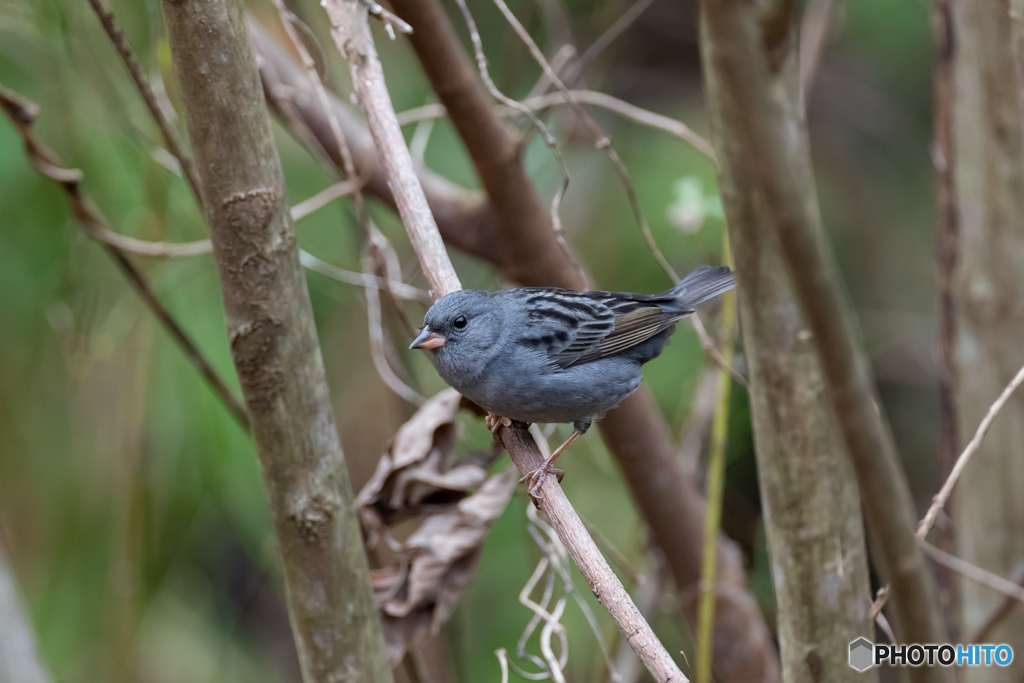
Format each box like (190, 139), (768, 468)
(514, 288), (688, 368)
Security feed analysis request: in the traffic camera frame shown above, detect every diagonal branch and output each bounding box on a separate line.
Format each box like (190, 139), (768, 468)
(319, 2), (684, 679)
(0, 85), (250, 432)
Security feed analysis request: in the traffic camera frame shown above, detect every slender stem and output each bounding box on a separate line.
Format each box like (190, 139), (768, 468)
(695, 235), (736, 683)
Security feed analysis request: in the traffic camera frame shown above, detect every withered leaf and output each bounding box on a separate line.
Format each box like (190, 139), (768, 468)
(357, 388), (499, 540)
(358, 389), (515, 665)
(372, 470), (517, 665)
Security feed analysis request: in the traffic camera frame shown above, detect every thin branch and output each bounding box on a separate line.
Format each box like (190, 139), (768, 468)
(0, 85), (250, 432)
(918, 363), (1024, 540)
(323, 1), (458, 296)
(502, 426), (688, 682)
(695, 237), (737, 683)
(575, 0), (660, 78)
(320, 4), (684, 678)
(86, 0), (203, 204)
(450, 0), (587, 289)
(291, 178), (360, 220)
(361, 247), (425, 406)
(489, 0), (679, 282)
(970, 564), (1024, 643)
(922, 543), (1024, 606)
(300, 250), (430, 303)
(395, 90), (717, 164)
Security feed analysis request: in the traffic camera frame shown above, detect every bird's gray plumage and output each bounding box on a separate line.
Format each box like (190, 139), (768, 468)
(413, 265), (736, 432)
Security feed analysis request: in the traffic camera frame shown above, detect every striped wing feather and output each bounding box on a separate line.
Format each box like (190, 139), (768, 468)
(515, 288), (688, 368)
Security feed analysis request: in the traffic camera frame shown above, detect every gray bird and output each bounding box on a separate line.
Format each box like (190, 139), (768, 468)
(409, 265), (736, 496)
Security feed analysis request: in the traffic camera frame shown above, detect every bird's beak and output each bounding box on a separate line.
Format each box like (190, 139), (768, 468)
(409, 326), (446, 350)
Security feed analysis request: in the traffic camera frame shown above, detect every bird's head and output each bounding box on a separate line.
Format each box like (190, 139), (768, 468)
(410, 289), (504, 382)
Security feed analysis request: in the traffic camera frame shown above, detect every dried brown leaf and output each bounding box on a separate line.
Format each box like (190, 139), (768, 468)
(357, 389), (500, 540)
(373, 469), (517, 665)
(358, 389), (515, 664)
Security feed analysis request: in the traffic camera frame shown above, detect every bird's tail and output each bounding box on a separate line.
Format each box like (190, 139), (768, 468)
(662, 265), (736, 310)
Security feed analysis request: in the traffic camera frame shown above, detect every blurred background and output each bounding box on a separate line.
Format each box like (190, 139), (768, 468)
(0, 0), (938, 680)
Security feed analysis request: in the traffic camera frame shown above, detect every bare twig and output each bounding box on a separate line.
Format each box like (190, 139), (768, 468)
(922, 543), (1024, 606)
(159, 0), (391, 677)
(361, 249), (425, 406)
(970, 564), (1024, 643)
(0, 85), (249, 432)
(291, 178), (360, 220)
(575, 0), (660, 78)
(450, 0), (587, 289)
(86, 0), (203, 203)
(323, 0), (458, 296)
(301, 251), (430, 303)
(320, 4), (684, 678)
(396, 90), (717, 164)
(918, 364), (1024, 540)
(489, 0), (678, 282)
(502, 427), (687, 682)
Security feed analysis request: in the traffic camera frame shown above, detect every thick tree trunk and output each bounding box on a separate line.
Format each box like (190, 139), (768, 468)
(699, 2), (951, 682)
(159, 1), (392, 681)
(952, 0), (1024, 677)
(699, 11), (875, 682)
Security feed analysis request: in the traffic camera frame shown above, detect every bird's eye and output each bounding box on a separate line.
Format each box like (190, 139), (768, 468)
(453, 315), (468, 329)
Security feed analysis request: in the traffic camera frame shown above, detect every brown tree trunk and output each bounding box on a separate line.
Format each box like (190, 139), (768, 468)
(952, 0), (1024, 677)
(699, 7), (875, 680)
(699, 2), (951, 681)
(159, 1), (392, 680)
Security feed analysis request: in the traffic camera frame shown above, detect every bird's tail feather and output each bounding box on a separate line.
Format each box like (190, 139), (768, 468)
(662, 265), (736, 310)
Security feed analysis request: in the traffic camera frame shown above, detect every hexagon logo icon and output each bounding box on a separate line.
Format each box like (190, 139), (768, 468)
(849, 638), (874, 671)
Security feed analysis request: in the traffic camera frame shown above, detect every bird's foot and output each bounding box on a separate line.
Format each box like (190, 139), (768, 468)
(520, 460), (565, 500)
(485, 412), (512, 435)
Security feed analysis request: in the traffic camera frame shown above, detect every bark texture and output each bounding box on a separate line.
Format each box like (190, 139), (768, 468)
(699, 10), (874, 682)
(952, 0), (1024, 675)
(698, 3), (951, 681)
(251, 19), (780, 682)
(160, 1), (391, 681)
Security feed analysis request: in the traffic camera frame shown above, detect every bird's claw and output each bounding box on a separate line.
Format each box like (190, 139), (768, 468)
(520, 461), (565, 501)
(485, 412), (511, 435)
